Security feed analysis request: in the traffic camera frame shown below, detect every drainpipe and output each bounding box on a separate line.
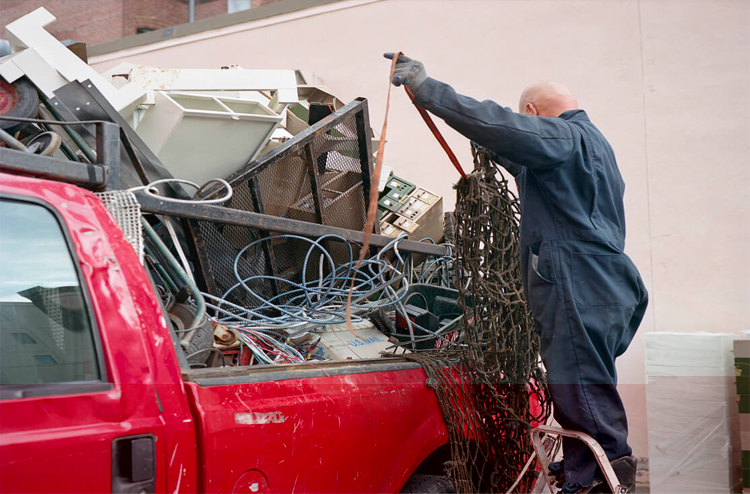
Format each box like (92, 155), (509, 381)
(189, 0), (196, 23)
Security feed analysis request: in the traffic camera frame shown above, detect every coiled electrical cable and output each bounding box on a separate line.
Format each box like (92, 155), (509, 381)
(129, 178), (233, 204)
(133, 178), (234, 285)
(204, 234), (413, 334)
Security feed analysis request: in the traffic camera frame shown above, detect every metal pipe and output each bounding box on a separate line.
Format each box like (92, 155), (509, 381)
(39, 97), (98, 163)
(135, 192), (451, 257)
(144, 245), (180, 294)
(189, 0), (196, 22)
(0, 127), (31, 153)
(57, 135), (79, 161)
(141, 218), (206, 336)
(96, 121), (120, 190)
(0, 147), (106, 187)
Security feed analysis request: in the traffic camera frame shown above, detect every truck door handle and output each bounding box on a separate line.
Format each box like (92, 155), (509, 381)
(112, 435), (156, 494)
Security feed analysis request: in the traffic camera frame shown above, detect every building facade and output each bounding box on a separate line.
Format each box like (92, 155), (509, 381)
(0, 0), (284, 46)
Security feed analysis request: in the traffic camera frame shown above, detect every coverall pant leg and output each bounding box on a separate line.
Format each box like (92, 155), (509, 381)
(523, 240), (648, 487)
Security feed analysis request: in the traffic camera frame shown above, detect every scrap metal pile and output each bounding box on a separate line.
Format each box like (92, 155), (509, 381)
(0, 8), (455, 370)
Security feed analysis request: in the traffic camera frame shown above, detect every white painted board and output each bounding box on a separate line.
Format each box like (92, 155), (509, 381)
(4, 8), (145, 111)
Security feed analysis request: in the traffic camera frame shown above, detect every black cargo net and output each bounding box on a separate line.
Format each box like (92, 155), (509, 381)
(188, 100), (372, 311)
(403, 146), (550, 493)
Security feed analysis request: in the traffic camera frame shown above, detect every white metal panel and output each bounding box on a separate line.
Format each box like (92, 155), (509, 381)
(128, 68), (299, 104)
(4, 8), (145, 111)
(0, 48), (67, 98)
(135, 91), (282, 185)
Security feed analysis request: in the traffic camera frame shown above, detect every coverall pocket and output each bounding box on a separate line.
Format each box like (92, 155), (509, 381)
(571, 253), (638, 307)
(528, 243), (556, 284)
(526, 244), (558, 341)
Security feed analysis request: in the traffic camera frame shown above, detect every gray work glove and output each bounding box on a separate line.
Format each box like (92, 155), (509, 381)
(383, 53), (428, 94)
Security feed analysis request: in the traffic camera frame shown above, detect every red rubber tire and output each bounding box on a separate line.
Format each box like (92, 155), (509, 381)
(0, 77), (39, 133)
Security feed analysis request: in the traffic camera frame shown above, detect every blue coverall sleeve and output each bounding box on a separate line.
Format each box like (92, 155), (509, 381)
(413, 77), (578, 170)
(488, 151), (523, 177)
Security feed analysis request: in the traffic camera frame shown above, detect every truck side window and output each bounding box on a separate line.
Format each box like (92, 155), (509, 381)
(0, 199), (100, 386)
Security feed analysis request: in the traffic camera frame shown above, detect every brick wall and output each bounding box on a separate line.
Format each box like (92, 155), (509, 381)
(1, 0), (286, 45)
(122, 0), (233, 37)
(0, 0), (125, 45)
(196, 0), (232, 21)
(122, 0), (190, 37)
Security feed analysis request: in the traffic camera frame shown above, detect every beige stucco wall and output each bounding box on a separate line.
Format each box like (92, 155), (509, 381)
(90, 0), (750, 460)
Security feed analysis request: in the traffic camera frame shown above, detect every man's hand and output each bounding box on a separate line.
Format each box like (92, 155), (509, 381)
(471, 141), (488, 155)
(383, 53), (428, 94)
(471, 141), (499, 161)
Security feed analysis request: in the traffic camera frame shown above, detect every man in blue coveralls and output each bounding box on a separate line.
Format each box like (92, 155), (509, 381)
(384, 54), (649, 494)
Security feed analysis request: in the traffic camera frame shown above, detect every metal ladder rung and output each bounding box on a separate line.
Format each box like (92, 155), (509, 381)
(530, 425), (626, 494)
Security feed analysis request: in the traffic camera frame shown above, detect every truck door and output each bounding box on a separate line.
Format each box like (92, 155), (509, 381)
(0, 194), (164, 493)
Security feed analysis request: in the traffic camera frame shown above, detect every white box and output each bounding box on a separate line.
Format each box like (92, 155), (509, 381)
(135, 91), (282, 185)
(310, 320), (394, 361)
(645, 332), (737, 376)
(645, 376), (735, 403)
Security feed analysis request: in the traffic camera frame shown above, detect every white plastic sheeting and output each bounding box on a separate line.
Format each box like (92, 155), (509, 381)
(645, 332), (744, 493)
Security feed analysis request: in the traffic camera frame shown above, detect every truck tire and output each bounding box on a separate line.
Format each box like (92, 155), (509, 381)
(400, 475), (455, 494)
(0, 77), (39, 134)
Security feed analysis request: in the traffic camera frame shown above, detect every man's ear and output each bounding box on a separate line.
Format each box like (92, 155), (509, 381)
(525, 103), (538, 116)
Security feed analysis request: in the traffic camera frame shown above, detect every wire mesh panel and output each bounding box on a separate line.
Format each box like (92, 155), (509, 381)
(189, 98), (374, 309)
(96, 190), (144, 263)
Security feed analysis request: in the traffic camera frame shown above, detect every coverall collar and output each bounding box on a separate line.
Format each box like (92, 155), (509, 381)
(558, 109), (588, 121)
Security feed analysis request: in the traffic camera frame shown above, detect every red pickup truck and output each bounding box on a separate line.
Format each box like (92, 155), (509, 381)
(0, 171), (454, 493)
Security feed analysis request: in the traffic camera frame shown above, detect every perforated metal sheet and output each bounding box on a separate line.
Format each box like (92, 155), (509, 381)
(96, 190), (144, 263)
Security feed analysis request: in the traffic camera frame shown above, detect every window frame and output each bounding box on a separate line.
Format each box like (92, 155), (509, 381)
(0, 193), (111, 400)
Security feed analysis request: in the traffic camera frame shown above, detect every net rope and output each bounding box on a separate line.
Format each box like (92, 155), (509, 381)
(402, 146), (550, 493)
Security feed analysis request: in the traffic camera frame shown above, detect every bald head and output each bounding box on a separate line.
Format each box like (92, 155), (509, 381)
(519, 81), (578, 118)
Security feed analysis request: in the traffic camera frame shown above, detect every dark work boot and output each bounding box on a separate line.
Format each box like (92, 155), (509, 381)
(548, 460), (568, 489)
(549, 460), (565, 477)
(549, 460), (565, 484)
(551, 460), (608, 492)
(560, 482), (583, 493)
(590, 455), (637, 493)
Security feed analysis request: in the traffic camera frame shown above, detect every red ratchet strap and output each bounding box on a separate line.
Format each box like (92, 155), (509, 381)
(344, 50), (402, 336)
(345, 52), (466, 336)
(404, 87), (467, 179)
